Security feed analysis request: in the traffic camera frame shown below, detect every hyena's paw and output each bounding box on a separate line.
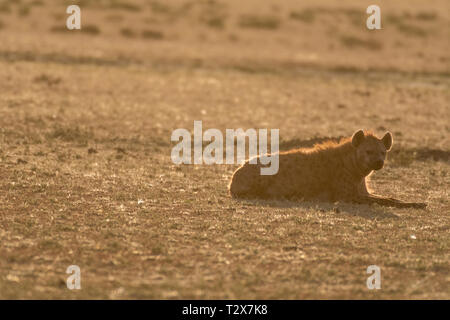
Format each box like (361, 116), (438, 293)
(396, 201), (427, 209)
(408, 202), (427, 209)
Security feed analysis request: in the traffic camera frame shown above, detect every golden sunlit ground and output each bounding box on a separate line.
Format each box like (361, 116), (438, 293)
(0, 0), (449, 299)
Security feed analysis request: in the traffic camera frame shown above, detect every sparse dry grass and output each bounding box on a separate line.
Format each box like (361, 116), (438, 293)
(290, 9), (316, 23)
(141, 29), (163, 39)
(0, 0), (449, 300)
(82, 24), (101, 35)
(386, 14), (429, 37)
(340, 35), (383, 50)
(0, 3), (11, 14)
(201, 15), (226, 29)
(109, 1), (141, 12)
(415, 11), (438, 21)
(120, 27), (136, 38)
(238, 14), (281, 30)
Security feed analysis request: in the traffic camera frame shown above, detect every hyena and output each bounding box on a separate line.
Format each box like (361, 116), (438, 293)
(229, 129), (426, 209)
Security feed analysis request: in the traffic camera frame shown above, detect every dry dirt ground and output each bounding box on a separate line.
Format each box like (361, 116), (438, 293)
(0, 0), (449, 299)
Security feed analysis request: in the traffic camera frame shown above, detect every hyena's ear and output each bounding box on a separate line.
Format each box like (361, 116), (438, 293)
(351, 129), (365, 148)
(382, 132), (393, 151)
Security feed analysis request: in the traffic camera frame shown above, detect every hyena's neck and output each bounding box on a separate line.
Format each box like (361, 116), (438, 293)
(341, 144), (372, 179)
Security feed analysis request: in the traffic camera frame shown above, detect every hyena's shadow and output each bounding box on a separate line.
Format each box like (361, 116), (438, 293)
(236, 199), (399, 219)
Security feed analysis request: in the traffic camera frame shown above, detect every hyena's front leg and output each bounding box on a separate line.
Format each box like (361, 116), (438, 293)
(336, 178), (426, 209)
(358, 194), (427, 209)
(356, 179), (426, 208)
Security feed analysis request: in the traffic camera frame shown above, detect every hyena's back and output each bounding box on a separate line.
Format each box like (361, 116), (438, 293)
(229, 151), (337, 199)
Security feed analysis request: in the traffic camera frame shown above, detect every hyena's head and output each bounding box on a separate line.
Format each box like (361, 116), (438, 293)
(351, 129), (392, 171)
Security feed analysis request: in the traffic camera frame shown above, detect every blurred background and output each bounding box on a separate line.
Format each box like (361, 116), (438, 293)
(0, 0), (448, 72)
(0, 0), (448, 299)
